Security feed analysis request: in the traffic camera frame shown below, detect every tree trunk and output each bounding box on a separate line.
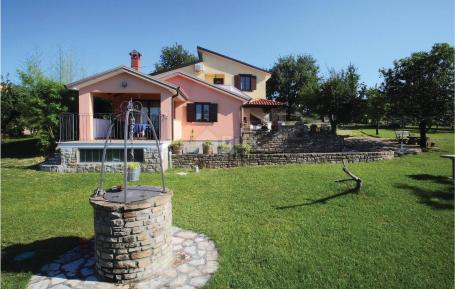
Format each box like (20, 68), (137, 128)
(419, 121), (427, 149)
(375, 120), (379, 135)
(330, 120), (337, 135)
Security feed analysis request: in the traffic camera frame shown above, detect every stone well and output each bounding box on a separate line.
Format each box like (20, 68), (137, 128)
(89, 190), (173, 283)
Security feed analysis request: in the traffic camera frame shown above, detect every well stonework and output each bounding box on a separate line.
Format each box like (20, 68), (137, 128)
(89, 192), (173, 283)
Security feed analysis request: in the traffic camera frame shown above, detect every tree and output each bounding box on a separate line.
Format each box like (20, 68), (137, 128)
(1, 75), (28, 136)
(154, 43), (198, 73)
(365, 87), (389, 135)
(267, 55), (319, 117)
(311, 65), (365, 134)
(381, 43), (454, 148)
(15, 55), (76, 154)
(51, 47), (86, 83)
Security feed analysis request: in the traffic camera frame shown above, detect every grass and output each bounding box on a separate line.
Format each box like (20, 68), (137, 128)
(1, 131), (454, 289)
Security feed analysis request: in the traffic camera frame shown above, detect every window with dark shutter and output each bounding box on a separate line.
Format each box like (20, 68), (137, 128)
(238, 74), (256, 91)
(234, 75), (240, 89)
(251, 75), (257, 90)
(209, 103), (218, 122)
(187, 103), (195, 122)
(191, 102), (218, 122)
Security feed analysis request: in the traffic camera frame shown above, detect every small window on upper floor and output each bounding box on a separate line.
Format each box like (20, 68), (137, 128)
(234, 74), (257, 91)
(213, 78), (224, 85)
(240, 75), (252, 91)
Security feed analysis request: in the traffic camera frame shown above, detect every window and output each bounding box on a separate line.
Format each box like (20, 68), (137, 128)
(213, 78), (224, 85)
(234, 74), (257, 91)
(79, 149), (144, 163)
(195, 103), (210, 122)
(240, 75), (252, 91)
(187, 103), (218, 122)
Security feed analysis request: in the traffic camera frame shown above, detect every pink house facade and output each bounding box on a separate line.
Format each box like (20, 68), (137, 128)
(57, 47), (282, 171)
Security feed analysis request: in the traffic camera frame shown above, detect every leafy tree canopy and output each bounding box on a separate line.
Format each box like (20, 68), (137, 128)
(154, 43), (198, 73)
(267, 55), (319, 117)
(380, 43), (454, 147)
(311, 65), (365, 134)
(365, 87), (389, 135)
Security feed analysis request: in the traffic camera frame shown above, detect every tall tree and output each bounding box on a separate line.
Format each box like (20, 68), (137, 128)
(311, 65), (365, 134)
(1, 75), (28, 136)
(365, 87), (389, 135)
(267, 55), (319, 117)
(154, 43), (198, 73)
(380, 43), (454, 148)
(15, 55), (76, 154)
(51, 47), (85, 83)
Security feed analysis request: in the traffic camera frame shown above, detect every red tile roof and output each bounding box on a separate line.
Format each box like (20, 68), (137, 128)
(243, 99), (283, 107)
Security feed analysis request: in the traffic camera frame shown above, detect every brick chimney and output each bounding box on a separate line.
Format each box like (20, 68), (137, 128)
(129, 50), (142, 71)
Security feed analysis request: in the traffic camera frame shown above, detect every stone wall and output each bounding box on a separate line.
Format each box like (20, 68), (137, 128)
(243, 123), (344, 153)
(90, 192), (173, 283)
(49, 147), (167, 173)
(172, 151), (394, 169)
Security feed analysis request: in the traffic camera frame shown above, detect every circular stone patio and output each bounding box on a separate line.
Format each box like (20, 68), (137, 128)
(27, 227), (219, 289)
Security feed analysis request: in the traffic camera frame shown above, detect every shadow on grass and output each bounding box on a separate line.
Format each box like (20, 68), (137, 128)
(1, 138), (41, 159)
(1, 237), (80, 276)
(274, 188), (358, 209)
(395, 183), (454, 210)
(407, 174), (453, 185)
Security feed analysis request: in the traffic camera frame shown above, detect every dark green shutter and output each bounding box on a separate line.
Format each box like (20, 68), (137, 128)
(187, 103), (195, 122)
(209, 103), (218, 122)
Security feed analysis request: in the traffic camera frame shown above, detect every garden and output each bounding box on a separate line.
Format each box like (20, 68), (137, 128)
(2, 128), (453, 289)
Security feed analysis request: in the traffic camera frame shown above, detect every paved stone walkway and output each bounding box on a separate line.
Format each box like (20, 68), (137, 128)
(27, 227), (218, 289)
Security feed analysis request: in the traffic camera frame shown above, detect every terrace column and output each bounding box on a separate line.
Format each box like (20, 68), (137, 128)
(160, 93), (172, 141)
(79, 91), (94, 141)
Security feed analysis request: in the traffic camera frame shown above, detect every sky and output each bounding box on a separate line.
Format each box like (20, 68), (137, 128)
(2, 0), (453, 86)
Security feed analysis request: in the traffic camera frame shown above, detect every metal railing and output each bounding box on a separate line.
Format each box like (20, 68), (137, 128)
(59, 113), (162, 142)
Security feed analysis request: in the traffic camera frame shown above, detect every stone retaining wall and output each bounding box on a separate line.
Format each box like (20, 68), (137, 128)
(243, 124), (344, 153)
(48, 147), (166, 173)
(90, 192), (173, 283)
(172, 151), (394, 169)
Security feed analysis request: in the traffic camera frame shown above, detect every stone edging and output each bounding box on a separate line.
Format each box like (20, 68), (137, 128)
(172, 151), (395, 169)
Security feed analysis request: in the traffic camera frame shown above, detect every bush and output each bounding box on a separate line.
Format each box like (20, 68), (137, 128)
(127, 162), (141, 169)
(234, 143), (252, 155)
(170, 140), (183, 148)
(203, 141), (213, 155)
(202, 141), (213, 148)
(217, 143), (230, 153)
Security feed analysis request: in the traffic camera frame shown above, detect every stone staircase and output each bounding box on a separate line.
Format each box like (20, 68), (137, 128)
(39, 152), (63, 172)
(243, 123), (344, 153)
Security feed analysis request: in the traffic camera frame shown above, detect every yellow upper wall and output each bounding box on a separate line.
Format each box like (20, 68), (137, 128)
(155, 50), (271, 99)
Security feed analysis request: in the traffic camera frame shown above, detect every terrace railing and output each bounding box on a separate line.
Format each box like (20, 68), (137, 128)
(59, 113), (162, 142)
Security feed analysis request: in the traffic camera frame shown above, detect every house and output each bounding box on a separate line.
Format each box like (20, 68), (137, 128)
(56, 47), (282, 172)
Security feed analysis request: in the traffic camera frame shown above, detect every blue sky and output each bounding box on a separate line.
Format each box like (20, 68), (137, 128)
(2, 0), (453, 86)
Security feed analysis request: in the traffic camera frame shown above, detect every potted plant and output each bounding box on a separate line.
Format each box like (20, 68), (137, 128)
(127, 162), (141, 181)
(170, 140), (183, 155)
(203, 141), (213, 155)
(234, 143), (252, 156)
(217, 143), (230, 154)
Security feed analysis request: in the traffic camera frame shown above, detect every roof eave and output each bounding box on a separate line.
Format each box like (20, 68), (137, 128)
(197, 46), (271, 75)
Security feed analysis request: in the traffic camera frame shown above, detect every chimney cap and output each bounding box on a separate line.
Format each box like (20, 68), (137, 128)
(129, 50), (142, 57)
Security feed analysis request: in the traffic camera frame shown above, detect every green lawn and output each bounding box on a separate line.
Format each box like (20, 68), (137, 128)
(1, 132), (454, 289)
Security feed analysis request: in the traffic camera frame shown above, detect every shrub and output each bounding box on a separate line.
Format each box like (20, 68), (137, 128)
(234, 143), (252, 155)
(170, 140), (183, 148)
(127, 162), (141, 169)
(217, 143), (230, 153)
(202, 141), (213, 148)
